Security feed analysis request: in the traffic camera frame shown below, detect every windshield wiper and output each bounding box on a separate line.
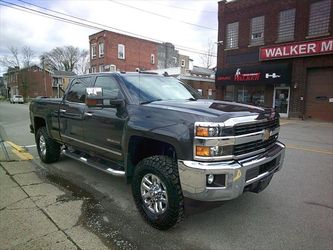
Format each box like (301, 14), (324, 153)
(187, 97), (197, 101)
(140, 99), (162, 105)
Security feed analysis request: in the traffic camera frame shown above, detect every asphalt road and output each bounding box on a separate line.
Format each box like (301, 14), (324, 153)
(1, 102), (332, 250)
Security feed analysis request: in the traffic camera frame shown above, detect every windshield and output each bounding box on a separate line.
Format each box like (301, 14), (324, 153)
(15, 95), (23, 98)
(122, 75), (201, 104)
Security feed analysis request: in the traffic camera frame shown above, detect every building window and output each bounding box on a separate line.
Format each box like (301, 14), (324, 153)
(99, 42), (104, 58)
(118, 44), (125, 59)
(91, 66), (96, 73)
(250, 16), (265, 45)
(91, 44), (96, 59)
(99, 65), (104, 72)
(150, 54), (155, 64)
(278, 9), (295, 42)
(181, 59), (185, 67)
(226, 22), (239, 49)
(308, 0), (331, 37)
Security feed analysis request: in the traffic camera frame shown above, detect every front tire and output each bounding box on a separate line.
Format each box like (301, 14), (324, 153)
(132, 155), (184, 230)
(36, 127), (61, 163)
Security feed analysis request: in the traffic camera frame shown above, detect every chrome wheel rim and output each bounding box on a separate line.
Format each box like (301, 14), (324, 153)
(39, 135), (46, 157)
(140, 174), (168, 215)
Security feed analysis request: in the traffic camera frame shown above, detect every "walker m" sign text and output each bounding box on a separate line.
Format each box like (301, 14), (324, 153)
(260, 37), (333, 61)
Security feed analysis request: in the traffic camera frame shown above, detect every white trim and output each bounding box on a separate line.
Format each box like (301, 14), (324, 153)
(118, 44), (125, 59)
(98, 42), (104, 58)
(273, 87), (290, 118)
(91, 44), (97, 59)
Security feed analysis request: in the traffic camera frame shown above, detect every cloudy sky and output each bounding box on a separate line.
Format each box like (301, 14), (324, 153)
(0, 0), (219, 76)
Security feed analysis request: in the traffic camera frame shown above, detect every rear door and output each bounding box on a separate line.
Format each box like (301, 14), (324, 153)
(83, 75), (127, 162)
(59, 77), (92, 149)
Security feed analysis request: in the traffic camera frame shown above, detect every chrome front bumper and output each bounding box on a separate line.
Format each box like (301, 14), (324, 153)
(178, 142), (285, 201)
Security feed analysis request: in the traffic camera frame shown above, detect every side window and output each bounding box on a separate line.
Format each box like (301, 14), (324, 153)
(94, 76), (122, 99)
(66, 77), (91, 103)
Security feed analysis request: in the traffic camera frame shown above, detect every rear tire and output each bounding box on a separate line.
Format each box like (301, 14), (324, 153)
(36, 127), (61, 163)
(132, 155), (184, 230)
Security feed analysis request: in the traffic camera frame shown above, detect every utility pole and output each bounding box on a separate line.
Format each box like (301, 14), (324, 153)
(41, 56), (47, 96)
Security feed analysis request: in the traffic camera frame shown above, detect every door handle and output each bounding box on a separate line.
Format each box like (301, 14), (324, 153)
(60, 109), (66, 113)
(84, 112), (93, 117)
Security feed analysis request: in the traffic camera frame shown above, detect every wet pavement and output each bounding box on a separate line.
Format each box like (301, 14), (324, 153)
(0, 159), (118, 250)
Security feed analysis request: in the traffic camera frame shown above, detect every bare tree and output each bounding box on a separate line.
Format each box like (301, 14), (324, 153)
(22, 46), (34, 68)
(41, 46), (87, 72)
(76, 50), (90, 75)
(200, 39), (215, 69)
(0, 46), (35, 69)
(0, 46), (20, 68)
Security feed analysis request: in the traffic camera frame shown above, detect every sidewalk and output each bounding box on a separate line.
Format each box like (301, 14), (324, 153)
(0, 149), (112, 249)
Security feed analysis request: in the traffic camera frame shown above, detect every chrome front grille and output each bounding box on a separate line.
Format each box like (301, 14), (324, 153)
(234, 135), (278, 156)
(234, 118), (279, 136)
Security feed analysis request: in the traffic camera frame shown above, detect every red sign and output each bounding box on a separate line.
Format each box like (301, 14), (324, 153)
(260, 37), (333, 60)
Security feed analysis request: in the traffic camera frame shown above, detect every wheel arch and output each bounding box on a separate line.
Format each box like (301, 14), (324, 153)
(34, 116), (47, 135)
(126, 135), (179, 182)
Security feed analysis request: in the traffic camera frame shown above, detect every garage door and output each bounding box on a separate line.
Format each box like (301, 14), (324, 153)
(305, 68), (333, 121)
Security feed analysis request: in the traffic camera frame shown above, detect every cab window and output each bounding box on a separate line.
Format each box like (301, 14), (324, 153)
(94, 76), (122, 99)
(66, 77), (91, 103)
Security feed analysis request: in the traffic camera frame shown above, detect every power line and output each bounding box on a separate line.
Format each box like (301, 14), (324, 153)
(0, 0), (217, 57)
(109, 0), (217, 31)
(149, 1), (217, 13)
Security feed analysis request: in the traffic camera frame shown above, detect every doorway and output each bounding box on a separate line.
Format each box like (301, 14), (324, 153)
(273, 87), (290, 118)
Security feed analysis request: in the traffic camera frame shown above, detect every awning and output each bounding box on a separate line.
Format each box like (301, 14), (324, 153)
(215, 63), (291, 86)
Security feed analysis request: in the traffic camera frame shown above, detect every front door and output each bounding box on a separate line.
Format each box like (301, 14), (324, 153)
(83, 75), (127, 162)
(59, 77), (92, 149)
(273, 87), (290, 118)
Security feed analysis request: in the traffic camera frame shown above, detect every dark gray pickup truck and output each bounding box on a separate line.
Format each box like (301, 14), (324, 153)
(29, 72), (285, 230)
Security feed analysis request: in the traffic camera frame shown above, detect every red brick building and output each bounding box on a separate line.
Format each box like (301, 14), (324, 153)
(216, 0), (333, 121)
(89, 30), (158, 73)
(5, 65), (52, 100)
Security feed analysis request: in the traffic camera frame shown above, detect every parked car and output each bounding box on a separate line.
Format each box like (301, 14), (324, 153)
(10, 95), (24, 104)
(29, 72), (285, 230)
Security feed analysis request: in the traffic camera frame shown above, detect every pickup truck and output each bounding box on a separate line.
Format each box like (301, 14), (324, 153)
(29, 72), (285, 230)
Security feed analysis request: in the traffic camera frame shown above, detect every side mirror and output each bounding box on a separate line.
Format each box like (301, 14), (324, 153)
(85, 87), (125, 108)
(85, 87), (103, 107)
(86, 87), (103, 97)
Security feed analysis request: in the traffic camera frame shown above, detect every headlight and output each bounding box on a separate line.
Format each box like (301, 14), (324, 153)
(196, 146), (224, 157)
(195, 124), (223, 137)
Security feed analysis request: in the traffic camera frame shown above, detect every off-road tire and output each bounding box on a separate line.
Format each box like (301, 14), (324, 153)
(36, 126), (61, 163)
(132, 155), (184, 230)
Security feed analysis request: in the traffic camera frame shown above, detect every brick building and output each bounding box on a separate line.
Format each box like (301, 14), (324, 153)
(5, 65), (52, 100)
(216, 0), (333, 121)
(89, 30), (192, 73)
(89, 30), (159, 73)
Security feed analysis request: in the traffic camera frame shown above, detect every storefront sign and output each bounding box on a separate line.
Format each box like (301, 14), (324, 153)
(260, 37), (333, 60)
(216, 64), (291, 86)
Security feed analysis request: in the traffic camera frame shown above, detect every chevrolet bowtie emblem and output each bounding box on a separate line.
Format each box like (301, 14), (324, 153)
(263, 129), (271, 141)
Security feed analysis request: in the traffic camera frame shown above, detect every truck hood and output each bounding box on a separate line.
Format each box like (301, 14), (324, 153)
(145, 99), (275, 121)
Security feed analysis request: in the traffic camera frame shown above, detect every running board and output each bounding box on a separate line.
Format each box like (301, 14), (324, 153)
(62, 149), (125, 177)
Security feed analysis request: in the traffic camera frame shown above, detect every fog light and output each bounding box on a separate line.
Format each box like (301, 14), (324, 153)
(207, 174), (214, 184)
